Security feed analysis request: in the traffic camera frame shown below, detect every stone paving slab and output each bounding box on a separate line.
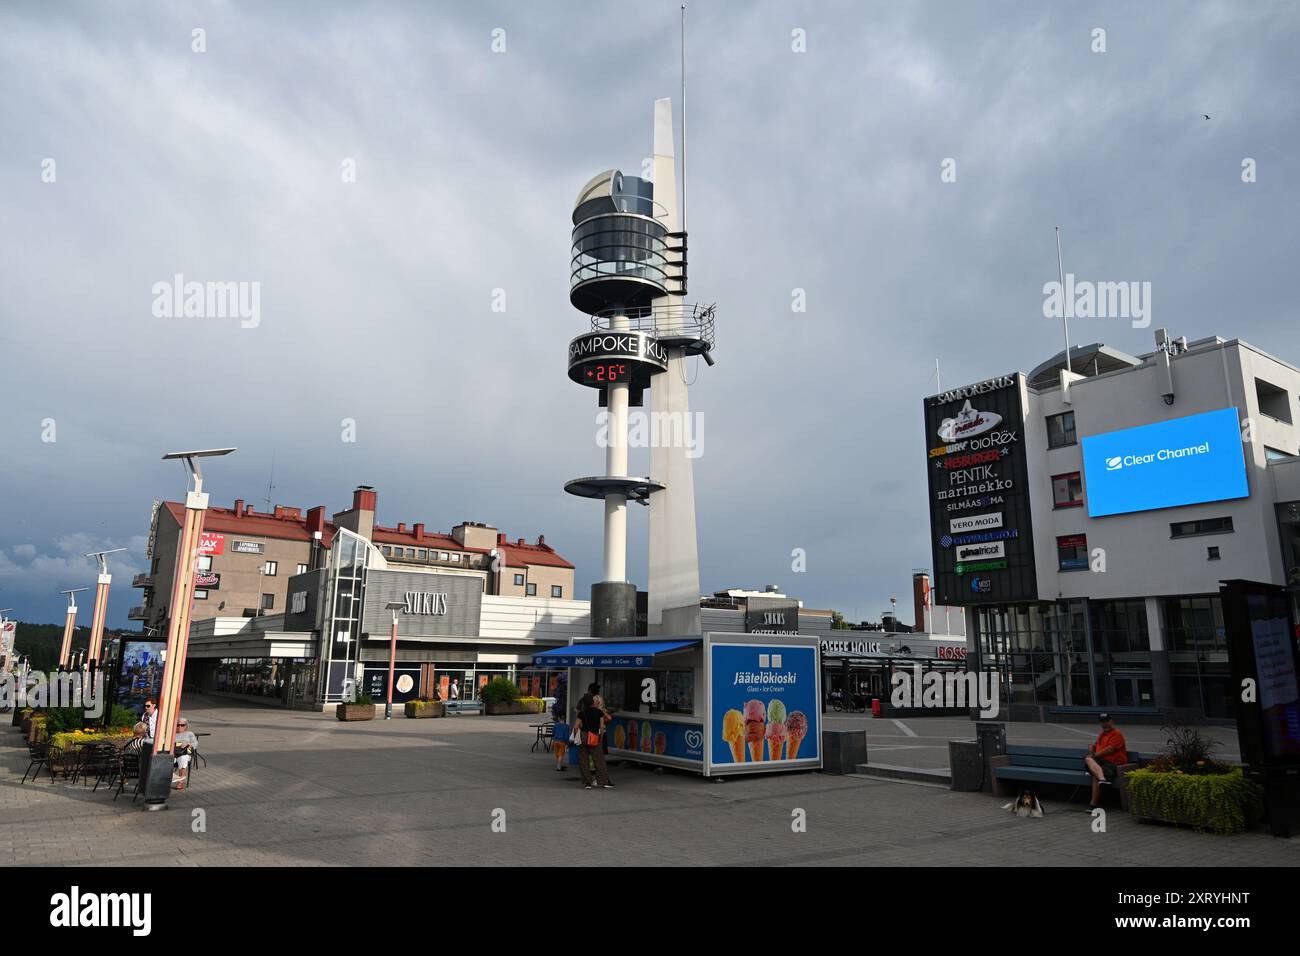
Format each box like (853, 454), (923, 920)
(0, 697), (1292, 867)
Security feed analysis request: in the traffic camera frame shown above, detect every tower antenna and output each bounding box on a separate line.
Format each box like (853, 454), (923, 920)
(1055, 225), (1072, 374)
(264, 450), (276, 512)
(681, 4), (687, 235)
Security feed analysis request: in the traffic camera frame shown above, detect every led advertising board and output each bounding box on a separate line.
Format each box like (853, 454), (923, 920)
(1081, 407), (1248, 517)
(924, 373), (1038, 605)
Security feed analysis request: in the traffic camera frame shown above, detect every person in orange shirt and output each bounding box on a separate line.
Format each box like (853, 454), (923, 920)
(1084, 713), (1128, 810)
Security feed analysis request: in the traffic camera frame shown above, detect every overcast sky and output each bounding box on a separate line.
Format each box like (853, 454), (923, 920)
(2, 1), (1298, 630)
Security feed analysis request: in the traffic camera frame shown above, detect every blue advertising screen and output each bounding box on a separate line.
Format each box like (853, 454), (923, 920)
(710, 643), (819, 769)
(1081, 407), (1248, 517)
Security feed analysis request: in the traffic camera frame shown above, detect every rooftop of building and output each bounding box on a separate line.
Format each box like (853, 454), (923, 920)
(1026, 334), (1300, 393)
(162, 488), (574, 570)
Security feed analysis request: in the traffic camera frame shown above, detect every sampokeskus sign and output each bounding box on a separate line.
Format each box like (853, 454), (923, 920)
(567, 330), (668, 388)
(924, 373), (1038, 606)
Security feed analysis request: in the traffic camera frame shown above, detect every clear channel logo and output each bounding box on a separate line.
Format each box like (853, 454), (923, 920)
(1104, 443), (1210, 472)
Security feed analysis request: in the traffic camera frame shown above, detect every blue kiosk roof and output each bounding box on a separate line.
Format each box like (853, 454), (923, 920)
(532, 639), (700, 668)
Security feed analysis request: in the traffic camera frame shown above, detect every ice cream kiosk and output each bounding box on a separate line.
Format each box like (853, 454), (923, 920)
(532, 632), (822, 777)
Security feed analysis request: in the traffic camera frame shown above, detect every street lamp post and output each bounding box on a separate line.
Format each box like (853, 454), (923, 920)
(141, 447), (235, 810)
(85, 548), (126, 672)
(57, 588), (88, 669)
(384, 601), (404, 719)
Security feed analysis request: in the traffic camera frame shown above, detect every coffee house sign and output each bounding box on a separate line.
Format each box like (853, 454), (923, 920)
(821, 639), (883, 655)
(403, 591), (449, 616)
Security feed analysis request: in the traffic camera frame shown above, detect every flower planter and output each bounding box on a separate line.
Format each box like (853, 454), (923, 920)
(484, 700), (544, 716)
(404, 700), (445, 719)
(1126, 767), (1264, 834)
(336, 703), (376, 722)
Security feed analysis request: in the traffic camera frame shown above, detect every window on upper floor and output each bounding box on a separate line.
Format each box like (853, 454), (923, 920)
(1170, 517), (1234, 538)
(1255, 378), (1293, 424)
(1046, 411), (1077, 449)
(1052, 472), (1084, 508)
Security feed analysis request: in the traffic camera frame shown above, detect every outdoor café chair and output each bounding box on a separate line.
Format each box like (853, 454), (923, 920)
(75, 743), (120, 787)
(20, 739), (52, 784)
(114, 751), (142, 801)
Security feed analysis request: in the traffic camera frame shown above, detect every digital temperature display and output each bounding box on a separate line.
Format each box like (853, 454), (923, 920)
(584, 363), (629, 383)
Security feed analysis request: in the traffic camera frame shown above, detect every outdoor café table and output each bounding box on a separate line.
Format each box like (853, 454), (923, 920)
(530, 723), (554, 752)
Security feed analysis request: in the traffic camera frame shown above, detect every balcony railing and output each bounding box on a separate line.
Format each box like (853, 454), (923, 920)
(127, 606), (148, 620)
(131, 573), (154, 588)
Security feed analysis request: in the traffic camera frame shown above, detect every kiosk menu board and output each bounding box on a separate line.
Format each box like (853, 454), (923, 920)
(924, 373), (1038, 606)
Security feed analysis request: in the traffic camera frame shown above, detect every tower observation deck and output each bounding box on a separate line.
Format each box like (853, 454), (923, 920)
(564, 100), (714, 639)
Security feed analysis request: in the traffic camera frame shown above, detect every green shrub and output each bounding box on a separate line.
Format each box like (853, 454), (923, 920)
(480, 678), (520, 706)
(107, 705), (138, 730)
(350, 692), (373, 706)
(43, 707), (86, 735)
(1126, 766), (1263, 834)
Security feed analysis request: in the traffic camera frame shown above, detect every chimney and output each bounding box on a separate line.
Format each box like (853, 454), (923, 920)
(497, 533), (507, 546)
(397, 522), (406, 533)
(353, 486), (377, 513)
(517, 538), (525, 546)
(413, 523), (425, 540)
(913, 572), (931, 634)
(245, 504), (254, 516)
(234, 498), (244, 516)
(306, 506), (326, 535)
(537, 534), (545, 547)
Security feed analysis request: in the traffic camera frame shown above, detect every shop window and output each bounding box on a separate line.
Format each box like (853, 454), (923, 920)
(451, 553), (461, 562)
(598, 669), (695, 715)
(261, 593), (275, 610)
(526, 583), (537, 596)
(1046, 411), (1077, 448)
(1052, 472), (1084, 508)
(1057, 534), (1088, 571)
(193, 589), (209, 600)
(551, 585), (563, 598)
(263, 560), (278, 576)
(439, 551), (449, 560)
(1170, 516), (1233, 538)
(514, 573), (525, 586)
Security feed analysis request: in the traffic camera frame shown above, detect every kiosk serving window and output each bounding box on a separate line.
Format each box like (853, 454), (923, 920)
(598, 668), (696, 715)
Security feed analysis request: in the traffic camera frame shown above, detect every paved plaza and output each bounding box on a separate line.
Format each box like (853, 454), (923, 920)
(1, 698), (1294, 867)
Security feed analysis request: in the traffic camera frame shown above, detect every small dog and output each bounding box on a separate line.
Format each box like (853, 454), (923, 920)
(1001, 789), (1044, 818)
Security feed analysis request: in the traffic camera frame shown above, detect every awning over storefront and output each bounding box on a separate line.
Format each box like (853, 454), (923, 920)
(531, 639), (701, 668)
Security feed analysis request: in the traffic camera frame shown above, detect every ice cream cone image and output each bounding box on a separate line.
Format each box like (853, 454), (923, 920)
(627, 721), (638, 752)
(744, 699), (766, 762)
(722, 709), (745, 762)
(786, 710), (808, 760)
(640, 721), (653, 753)
(614, 725), (626, 749)
(653, 732), (667, 755)
(766, 721), (787, 761)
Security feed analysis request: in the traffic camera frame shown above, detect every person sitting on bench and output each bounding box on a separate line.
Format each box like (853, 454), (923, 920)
(1084, 713), (1128, 810)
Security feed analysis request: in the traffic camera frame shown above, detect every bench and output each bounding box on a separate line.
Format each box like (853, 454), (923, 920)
(444, 700), (483, 716)
(990, 745), (1151, 803)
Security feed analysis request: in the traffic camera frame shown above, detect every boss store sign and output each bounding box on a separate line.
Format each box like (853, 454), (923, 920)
(924, 373), (1038, 606)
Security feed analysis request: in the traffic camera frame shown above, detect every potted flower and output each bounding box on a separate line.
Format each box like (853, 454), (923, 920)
(404, 697), (445, 719)
(1123, 725), (1264, 834)
(336, 692), (376, 721)
(480, 678), (546, 715)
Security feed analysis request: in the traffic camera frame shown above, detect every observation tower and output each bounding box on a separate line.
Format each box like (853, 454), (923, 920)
(565, 99), (715, 638)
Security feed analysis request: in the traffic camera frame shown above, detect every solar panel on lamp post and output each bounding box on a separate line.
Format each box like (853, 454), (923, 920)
(384, 602), (404, 719)
(141, 447), (235, 810)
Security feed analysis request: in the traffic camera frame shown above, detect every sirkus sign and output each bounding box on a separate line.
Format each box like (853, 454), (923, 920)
(924, 373), (1038, 605)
